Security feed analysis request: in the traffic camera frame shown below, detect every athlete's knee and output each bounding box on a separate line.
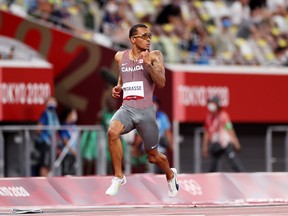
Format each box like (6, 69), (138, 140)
(107, 126), (120, 142)
(107, 121), (124, 141)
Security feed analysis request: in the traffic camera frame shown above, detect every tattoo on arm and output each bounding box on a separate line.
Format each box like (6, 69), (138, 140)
(147, 51), (166, 88)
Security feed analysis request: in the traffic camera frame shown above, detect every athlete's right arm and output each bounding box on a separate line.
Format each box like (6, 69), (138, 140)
(112, 51), (124, 99)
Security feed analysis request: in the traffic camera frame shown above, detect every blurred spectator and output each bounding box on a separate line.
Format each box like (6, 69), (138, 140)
(211, 16), (236, 64)
(0, 46), (15, 60)
(186, 18), (213, 64)
(81, 130), (97, 175)
(58, 107), (79, 176)
(34, 96), (60, 176)
(97, 95), (127, 174)
(82, 1), (95, 31)
(101, 0), (137, 48)
(202, 95), (244, 172)
(230, 0), (251, 27)
(155, 2), (182, 25)
(274, 35), (288, 66)
(7, 46), (15, 59)
(5, 0), (288, 66)
(131, 132), (148, 173)
(267, 0), (288, 15)
(101, 1), (123, 40)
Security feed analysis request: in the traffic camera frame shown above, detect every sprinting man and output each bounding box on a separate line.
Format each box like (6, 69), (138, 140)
(105, 23), (179, 197)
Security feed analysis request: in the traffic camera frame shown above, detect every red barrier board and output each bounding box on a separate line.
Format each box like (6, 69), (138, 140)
(0, 177), (68, 207)
(170, 65), (288, 122)
(1, 173), (288, 207)
(0, 65), (54, 121)
(224, 173), (288, 202)
(48, 175), (162, 205)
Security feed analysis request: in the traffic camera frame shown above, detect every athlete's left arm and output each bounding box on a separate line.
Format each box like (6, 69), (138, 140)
(143, 50), (166, 88)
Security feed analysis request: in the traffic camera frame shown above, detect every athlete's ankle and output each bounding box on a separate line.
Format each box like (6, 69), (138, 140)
(115, 173), (124, 179)
(166, 170), (174, 181)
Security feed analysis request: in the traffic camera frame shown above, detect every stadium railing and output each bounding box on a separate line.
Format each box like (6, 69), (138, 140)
(266, 126), (288, 172)
(0, 125), (107, 177)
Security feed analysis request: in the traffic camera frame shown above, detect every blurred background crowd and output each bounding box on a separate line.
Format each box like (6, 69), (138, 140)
(0, 0), (288, 177)
(0, 0), (287, 66)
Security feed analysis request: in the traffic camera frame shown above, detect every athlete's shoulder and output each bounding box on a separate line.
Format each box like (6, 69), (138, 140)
(114, 50), (126, 61)
(150, 50), (163, 56)
(151, 50), (164, 60)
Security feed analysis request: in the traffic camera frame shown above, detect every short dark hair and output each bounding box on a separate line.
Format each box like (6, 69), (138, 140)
(129, 24), (148, 38)
(208, 95), (221, 107)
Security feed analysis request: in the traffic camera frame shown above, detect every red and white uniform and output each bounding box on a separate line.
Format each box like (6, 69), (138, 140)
(204, 110), (233, 148)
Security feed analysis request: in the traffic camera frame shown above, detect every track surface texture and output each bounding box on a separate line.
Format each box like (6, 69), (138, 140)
(1, 204), (288, 216)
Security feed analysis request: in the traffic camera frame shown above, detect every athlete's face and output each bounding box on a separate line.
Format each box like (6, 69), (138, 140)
(131, 27), (151, 51)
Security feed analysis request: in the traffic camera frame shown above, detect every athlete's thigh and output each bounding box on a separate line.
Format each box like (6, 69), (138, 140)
(111, 106), (134, 134)
(136, 107), (159, 150)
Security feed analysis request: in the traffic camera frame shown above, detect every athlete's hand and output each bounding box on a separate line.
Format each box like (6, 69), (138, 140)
(112, 85), (122, 98)
(141, 50), (152, 65)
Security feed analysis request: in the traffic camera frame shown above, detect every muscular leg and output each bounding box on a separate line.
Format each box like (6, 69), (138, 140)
(146, 148), (174, 181)
(107, 120), (125, 178)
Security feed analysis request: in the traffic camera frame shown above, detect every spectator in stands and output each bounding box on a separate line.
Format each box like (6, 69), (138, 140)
(230, 0), (259, 40)
(211, 16), (236, 64)
(7, 46), (15, 59)
(81, 129), (97, 175)
(202, 95), (244, 172)
(58, 107), (79, 175)
(34, 96), (60, 176)
(130, 132), (148, 173)
(274, 35), (288, 66)
(155, 2), (182, 26)
(186, 18), (213, 64)
(82, 1), (95, 31)
(101, 1), (124, 40)
(8, 0), (288, 66)
(0, 46), (15, 60)
(267, 0), (288, 15)
(101, 0), (137, 49)
(230, 0), (251, 27)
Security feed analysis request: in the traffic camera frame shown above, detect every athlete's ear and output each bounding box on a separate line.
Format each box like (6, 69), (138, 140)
(131, 37), (136, 44)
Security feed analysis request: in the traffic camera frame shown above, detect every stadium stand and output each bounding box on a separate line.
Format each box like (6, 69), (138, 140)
(0, 0), (287, 67)
(0, 35), (47, 61)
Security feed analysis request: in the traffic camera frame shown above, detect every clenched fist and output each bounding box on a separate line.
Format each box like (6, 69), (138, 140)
(112, 85), (122, 98)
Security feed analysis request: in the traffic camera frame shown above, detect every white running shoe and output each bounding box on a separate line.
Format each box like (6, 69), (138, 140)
(105, 176), (127, 196)
(168, 168), (179, 198)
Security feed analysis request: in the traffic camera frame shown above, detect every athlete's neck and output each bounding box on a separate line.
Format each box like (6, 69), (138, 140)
(130, 50), (140, 61)
(130, 48), (146, 60)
